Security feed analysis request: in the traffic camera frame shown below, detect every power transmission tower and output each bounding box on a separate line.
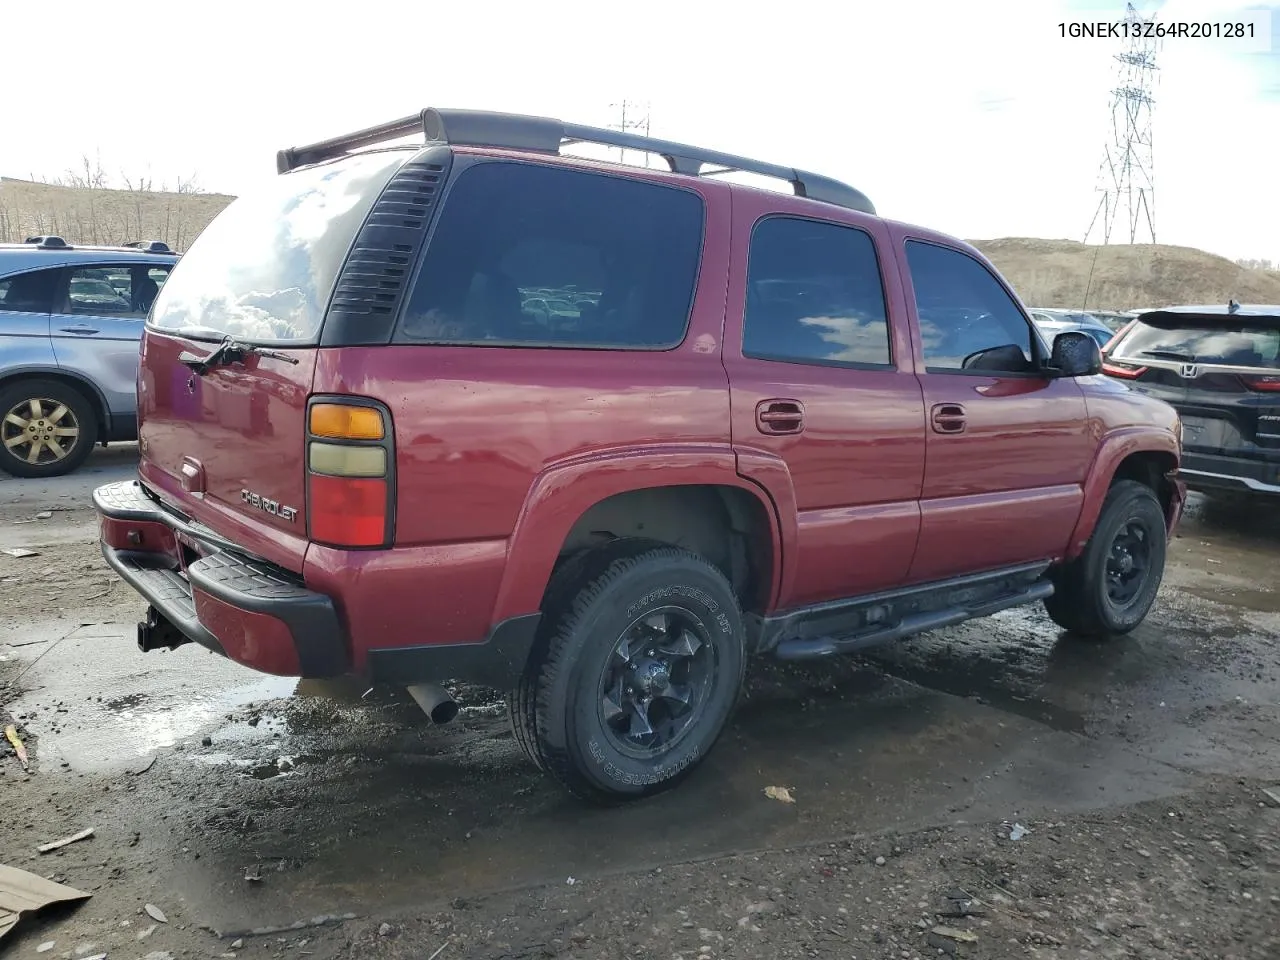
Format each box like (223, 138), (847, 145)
(608, 100), (652, 167)
(1084, 2), (1160, 246)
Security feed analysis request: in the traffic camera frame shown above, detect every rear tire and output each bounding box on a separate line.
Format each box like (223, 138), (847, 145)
(509, 540), (746, 804)
(1044, 480), (1167, 637)
(0, 379), (98, 479)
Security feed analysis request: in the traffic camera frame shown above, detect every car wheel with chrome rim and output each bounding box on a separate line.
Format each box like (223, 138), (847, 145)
(0, 379), (99, 479)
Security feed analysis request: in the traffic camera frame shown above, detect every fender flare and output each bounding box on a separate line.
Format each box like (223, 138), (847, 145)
(488, 444), (792, 624)
(1064, 427), (1180, 561)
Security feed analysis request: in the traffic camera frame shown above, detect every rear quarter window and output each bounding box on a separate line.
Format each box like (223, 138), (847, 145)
(397, 160), (705, 349)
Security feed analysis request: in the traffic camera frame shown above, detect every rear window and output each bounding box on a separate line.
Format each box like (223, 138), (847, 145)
(148, 150), (409, 343)
(1114, 317), (1280, 369)
(397, 160), (704, 349)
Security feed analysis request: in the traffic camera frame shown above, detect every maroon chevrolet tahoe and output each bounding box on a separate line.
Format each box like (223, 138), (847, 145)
(95, 107), (1186, 803)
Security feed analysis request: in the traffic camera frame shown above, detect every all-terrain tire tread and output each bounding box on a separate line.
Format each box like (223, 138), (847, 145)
(1044, 479), (1165, 637)
(507, 540), (665, 777)
(523, 541), (742, 803)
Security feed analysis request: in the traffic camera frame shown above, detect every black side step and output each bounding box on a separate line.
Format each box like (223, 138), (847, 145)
(772, 579), (1055, 661)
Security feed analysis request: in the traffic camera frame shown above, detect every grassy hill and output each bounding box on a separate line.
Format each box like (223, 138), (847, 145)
(971, 237), (1280, 312)
(4, 179), (1278, 312)
(0, 177), (232, 253)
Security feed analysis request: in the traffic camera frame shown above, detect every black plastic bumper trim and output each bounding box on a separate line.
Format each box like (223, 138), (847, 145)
(365, 613), (543, 690)
(109, 412), (138, 442)
(95, 480), (349, 678)
(102, 547), (227, 657)
(1178, 452), (1280, 496)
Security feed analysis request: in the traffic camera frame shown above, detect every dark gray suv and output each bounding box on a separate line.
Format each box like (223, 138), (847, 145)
(0, 235), (179, 477)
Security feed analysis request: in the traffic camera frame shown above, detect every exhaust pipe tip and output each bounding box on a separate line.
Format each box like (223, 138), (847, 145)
(406, 683), (459, 725)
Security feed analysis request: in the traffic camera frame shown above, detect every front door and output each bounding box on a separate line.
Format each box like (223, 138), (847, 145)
(725, 196), (926, 609)
(895, 233), (1093, 583)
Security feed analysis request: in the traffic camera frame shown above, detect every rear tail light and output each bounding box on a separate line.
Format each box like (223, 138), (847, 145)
(1100, 319), (1136, 356)
(1102, 359), (1148, 379)
(309, 402), (385, 440)
(1240, 374), (1280, 392)
(306, 398), (394, 548)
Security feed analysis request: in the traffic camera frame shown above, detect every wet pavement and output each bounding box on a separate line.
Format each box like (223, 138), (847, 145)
(1, 455), (1278, 953)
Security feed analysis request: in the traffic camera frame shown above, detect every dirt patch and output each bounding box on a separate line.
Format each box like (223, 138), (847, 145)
(326, 779), (1280, 959)
(0, 538), (136, 630)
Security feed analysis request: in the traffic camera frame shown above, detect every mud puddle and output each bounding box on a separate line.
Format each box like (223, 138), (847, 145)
(155, 656), (1202, 937)
(4, 619), (300, 774)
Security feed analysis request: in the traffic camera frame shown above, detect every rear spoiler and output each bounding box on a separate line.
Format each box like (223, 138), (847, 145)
(1134, 304), (1280, 325)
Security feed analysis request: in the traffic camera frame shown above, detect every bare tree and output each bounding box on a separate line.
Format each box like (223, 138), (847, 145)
(122, 171), (154, 192)
(63, 152), (109, 190)
(122, 169), (155, 239)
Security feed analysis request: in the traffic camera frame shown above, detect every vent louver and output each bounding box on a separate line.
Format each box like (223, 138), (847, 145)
(321, 149), (453, 346)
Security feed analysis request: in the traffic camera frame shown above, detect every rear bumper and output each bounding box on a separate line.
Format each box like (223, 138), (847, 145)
(1178, 451), (1280, 497)
(94, 480), (348, 677)
(93, 479), (542, 687)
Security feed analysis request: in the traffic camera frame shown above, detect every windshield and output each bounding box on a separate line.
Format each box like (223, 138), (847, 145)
(1113, 317), (1280, 369)
(148, 149), (409, 343)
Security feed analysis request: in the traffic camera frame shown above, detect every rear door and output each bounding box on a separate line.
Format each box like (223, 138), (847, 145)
(50, 261), (174, 435)
(0, 266), (58, 365)
(896, 233), (1093, 583)
(725, 194), (926, 607)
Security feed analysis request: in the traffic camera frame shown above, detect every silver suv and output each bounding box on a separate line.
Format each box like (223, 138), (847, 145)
(0, 236), (179, 477)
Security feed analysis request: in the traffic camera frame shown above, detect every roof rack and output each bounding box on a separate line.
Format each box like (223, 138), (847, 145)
(120, 240), (173, 253)
(275, 107), (876, 215)
(24, 235), (68, 249)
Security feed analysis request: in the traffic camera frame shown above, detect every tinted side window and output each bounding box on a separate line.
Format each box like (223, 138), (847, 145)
(0, 269), (58, 314)
(742, 216), (891, 368)
(66, 263), (173, 319)
(399, 161), (704, 348)
(905, 241), (1035, 373)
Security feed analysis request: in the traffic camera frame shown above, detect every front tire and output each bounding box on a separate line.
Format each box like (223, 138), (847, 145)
(0, 379), (99, 479)
(1044, 479), (1167, 637)
(510, 541), (746, 804)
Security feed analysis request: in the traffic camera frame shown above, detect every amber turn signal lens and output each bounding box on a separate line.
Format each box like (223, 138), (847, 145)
(309, 403), (384, 440)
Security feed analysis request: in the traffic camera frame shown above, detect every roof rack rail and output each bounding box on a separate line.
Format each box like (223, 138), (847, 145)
(276, 107), (876, 215)
(24, 235), (69, 249)
(120, 240), (173, 253)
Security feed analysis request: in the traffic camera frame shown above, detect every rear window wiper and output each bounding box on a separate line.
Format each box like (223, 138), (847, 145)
(1139, 349), (1196, 361)
(178, 336), (299, 375)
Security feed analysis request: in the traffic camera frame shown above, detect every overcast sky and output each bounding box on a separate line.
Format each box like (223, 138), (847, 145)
(4, 0), (1277, 263)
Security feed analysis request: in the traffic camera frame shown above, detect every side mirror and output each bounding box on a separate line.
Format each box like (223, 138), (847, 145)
(1050, 331), (1102, 377)
(961, 343), (1029, 372)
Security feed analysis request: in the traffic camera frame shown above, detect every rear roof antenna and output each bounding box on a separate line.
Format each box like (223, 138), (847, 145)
(1228, 299), (1240, 313)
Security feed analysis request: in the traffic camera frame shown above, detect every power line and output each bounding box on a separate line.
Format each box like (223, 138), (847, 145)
(608, 100), (651, 167)
(1084, 1), (1161, 246)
